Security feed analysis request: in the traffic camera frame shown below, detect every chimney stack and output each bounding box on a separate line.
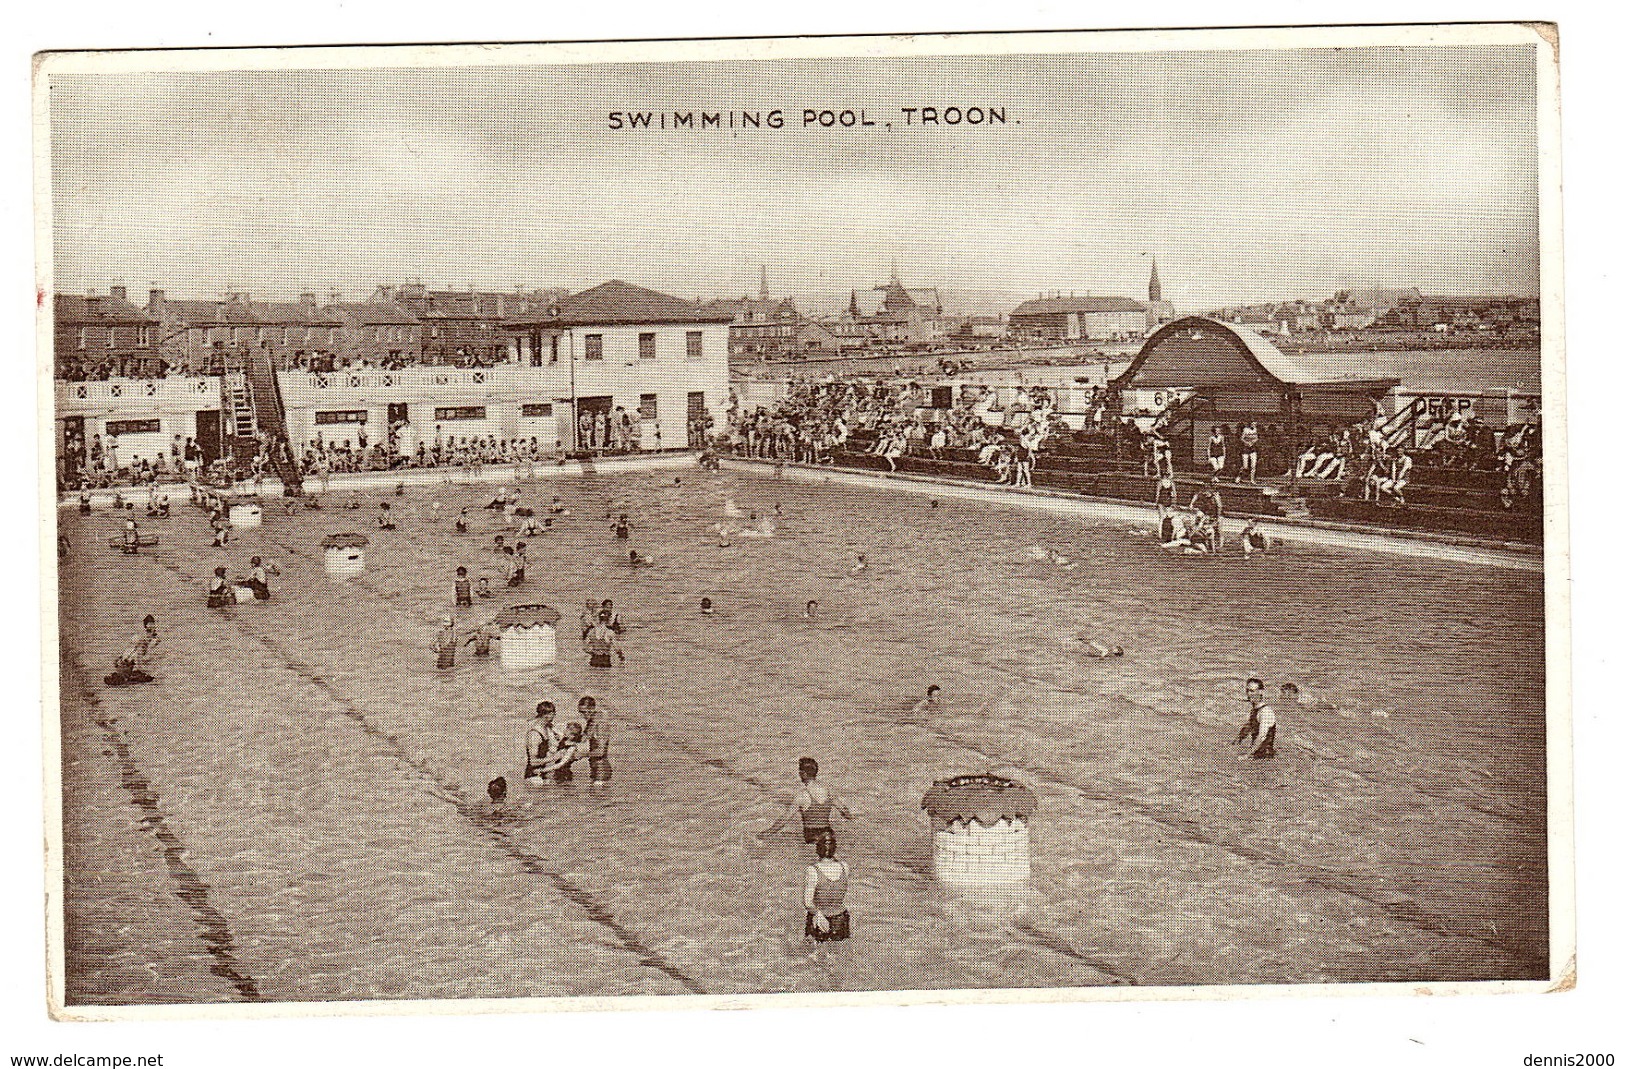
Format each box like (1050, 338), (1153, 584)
(299, 292), (317, 305)
(110, 285), (128, 303)
(147, 288), (164, 312)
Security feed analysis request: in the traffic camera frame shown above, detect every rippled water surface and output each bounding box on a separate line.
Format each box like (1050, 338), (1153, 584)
(59, 465), (1548, 1004)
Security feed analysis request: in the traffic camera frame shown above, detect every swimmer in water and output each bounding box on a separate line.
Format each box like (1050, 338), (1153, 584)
(1082, 640), (1125, 658)
(850, 554), (867, 574)
(453, 566), (473, 607)
(549, 496), (569, 516)
(455, 507), (469, 533)
(476, 576), (493, 599)
(581, 696), (611, 784)
(628, 549), (652, 567)
(243, 556), (278, 600)
(486, 776), (508, 804)
(583, 610), (624, 668)
(377, 502), (396, 530)
(78, 491), (91, 514)
(206, 566), (233, 608)
(463, 624), (494, 658)
(910, 685), (942, 716)
(533, 722), (587, 782)
(713, 523), (733, 547)
(492, 534), (507, 555)
(700, 597), (716, 615)
(105, 615), (160, 686)
(760, 757), (854, 844)
(610, 514), (633, 540)
(395, 482), (406, 496)
(804, 599), (818, 620)
(524, 702), (560, 780)
(432, 616), (458, 670)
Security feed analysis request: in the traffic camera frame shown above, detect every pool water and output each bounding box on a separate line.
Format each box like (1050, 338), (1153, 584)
(58, 465), (1547, 1004)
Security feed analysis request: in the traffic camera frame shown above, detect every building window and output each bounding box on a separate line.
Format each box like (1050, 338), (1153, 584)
(76, 327), (86, 350)
(315, 410), (368, 425)
(137, 325), (151, 348)
(434, 406), (487, 421)
(107, 418), (161, 435)
(639, 393), (658, 420)
(106, 328), (117, 349)
(686, 331), (703, 359)
(550, 336), (559, 364)
(281, 326), (290, 345)
(639, 332), (656, 360)
(584, 334), (603, 360)
(521, 403), (553, 417)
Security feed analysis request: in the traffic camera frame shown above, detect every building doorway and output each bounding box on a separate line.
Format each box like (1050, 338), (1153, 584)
(575, 395), (613, 452)
(195, 410), (223, 465)
(687, 391), (708, 447)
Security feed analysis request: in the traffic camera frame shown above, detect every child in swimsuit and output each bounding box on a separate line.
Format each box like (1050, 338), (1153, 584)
(453, 567), (473, 607)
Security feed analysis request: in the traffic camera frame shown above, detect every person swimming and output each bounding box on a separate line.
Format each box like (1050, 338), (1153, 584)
(476, 576), (494, 599)
(377, 502), (396, 530)
(453, 566), (473, 606)
(78, 491), (91, 514)
(455, 507), (469, 534)
(610, 514), (633, 540)
(850, 554), (867, 574)
(804, 599), (818, 620)
(1081, 640), (1125, 658)
(713, 523), (734, 547)
(628, 550), (652, 567)
(487, 776), (508, 804)
(700, 597), (716, 615)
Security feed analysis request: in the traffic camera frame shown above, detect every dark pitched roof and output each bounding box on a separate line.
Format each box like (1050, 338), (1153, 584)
(327, 301), (422, 325)
(55, 294), (157, 324)
(1010, 296), (1147, 317)
(509, 280), (734, 327)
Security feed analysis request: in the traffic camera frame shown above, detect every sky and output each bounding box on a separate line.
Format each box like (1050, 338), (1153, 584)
(45, 42), (1541, 313)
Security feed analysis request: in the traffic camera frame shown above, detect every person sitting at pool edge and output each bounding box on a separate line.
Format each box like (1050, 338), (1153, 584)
(761, 757), (854, 844)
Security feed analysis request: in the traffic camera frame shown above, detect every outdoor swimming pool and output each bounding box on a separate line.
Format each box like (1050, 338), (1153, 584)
(57, 462), (1548, 1004)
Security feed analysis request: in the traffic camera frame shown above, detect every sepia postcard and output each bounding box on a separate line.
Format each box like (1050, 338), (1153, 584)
(35, 22), (1570, 1025)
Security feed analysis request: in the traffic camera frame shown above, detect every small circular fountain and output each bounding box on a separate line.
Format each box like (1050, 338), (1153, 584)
(321, 532), (370, 578)
(491, 603), (561, 670)
(921, 773), (1037, 892)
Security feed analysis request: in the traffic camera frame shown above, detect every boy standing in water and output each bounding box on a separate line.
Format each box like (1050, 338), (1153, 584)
(760, 758), (854, 845)
(524, 702), (559, 780)
(453, 567), (473, 607)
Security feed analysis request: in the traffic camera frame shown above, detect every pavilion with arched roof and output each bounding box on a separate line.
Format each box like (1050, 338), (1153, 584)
(1113, 316), (1399, 468)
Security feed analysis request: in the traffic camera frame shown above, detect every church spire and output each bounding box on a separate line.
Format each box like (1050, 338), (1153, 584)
(758, 264), (769, 302)
(848, 289), (861, 317)
(1148, 257), (1162, 303)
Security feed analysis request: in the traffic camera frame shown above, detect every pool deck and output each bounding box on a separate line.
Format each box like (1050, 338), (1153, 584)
(57, 451), (1546, 573)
